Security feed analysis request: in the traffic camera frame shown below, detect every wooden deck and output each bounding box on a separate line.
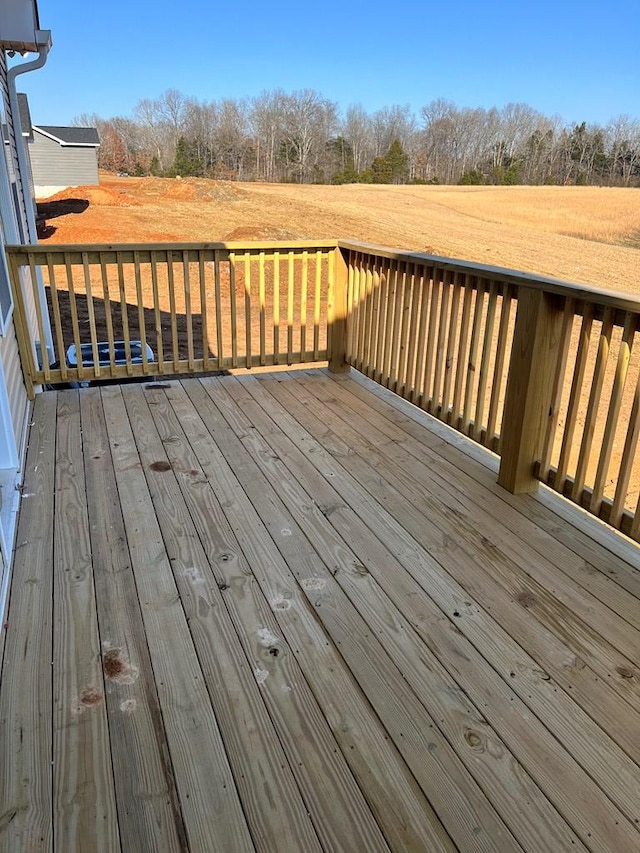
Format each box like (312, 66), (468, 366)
(1, 368), (640, 852)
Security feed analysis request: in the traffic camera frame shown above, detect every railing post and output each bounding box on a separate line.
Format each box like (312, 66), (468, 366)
(498, 286), (565, 494)
(328, 246), (350, 374)
(7, 251), (36, 399)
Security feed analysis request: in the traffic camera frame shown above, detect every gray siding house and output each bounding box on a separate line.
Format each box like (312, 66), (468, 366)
(29, 124), (99, 197)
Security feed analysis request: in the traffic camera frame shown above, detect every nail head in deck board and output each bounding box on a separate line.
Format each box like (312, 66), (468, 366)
(80, 389), (188, 852)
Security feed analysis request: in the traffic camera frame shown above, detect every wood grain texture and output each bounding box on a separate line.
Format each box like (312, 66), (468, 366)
(176, 378), (454, 852)
(263, 371), (640, 850)
(134, 382), (392, 853)
(120, 384), (325, 853)
(101, 386), (255, 853)
(52, 392), (119, 852)
(3, 372), (640, 852)
(0, 393), (56, 852)
(80, 389), (188, 852)
(498, 287), (565, 493)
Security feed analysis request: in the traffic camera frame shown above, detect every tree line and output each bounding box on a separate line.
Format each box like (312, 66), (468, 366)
(73, 88), (640, 187)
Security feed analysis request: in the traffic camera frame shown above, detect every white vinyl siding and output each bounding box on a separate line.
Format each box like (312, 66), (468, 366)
(0, 327), (27, 453)
(0, 52), (27, 451)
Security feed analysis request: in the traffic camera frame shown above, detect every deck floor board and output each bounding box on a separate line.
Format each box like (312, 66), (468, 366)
(1, 370), (640, 852)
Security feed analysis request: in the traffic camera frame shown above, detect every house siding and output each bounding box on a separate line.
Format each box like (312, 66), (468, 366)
(0, 326), (27, 454)
(0, 51), (27, 450)
(1, 68), (30, 244)
(29, 131), (99, 189)
(0, 54), (39, 362)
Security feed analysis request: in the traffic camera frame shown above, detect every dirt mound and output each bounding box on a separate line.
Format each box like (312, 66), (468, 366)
(136, 176), (248, 203)
(41, 185), (139, 207)
(224, 225), (303, 242)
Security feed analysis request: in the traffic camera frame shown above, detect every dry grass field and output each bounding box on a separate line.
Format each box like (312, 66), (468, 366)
(39, 175), (640, 293)
(34, 176), (640, 516)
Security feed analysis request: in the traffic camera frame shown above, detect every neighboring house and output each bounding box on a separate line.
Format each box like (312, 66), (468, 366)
(29, 123), (99, 197)
(0, 1), (51, 617)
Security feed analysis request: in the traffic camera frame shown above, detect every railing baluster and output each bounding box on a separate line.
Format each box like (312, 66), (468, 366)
(396, 262), (414, 395)
(273, 250), (280, 365)
(379, 259), (395, 385)
(47, 253), (67, 382)
(411, 263), (431, 405)
(389, 262), (407, 395)
(474, 280), (498, 443)
(199, 251), (210, 371)
(244, 251), (253, 369)
(100, 255), (116, 372)
(287, 251), (294, 364)
(441, 272), (462, 426)
(213, 250), (223, 371)
(229, 251), (238, 368)
(67, 254), (85, 382)
(134, 250), (150, 375)
(81, 252), (100, 379)
(591, 313), (636, 515)
(182, 251), (194, 371)
(572, 307), (615, 501)
(451, 277), (473, 428)
(360, 255), (373, 375)
(166, 251), (179, 373)
(259, 250), (267, 365)
(432, 270), (452, 416)
(420, 266), (441, 411)
(28, 254), (51, 383)
(486, 283), (513, 451)
(299, 250), (307, 362)
(556, 304), (594, 494)
(404, 263), (423, 402)
(373, 257), (388, 385)
(462, 279), (486, 435)
(150, 251), (165, 373)
(313, 250), (322, 361)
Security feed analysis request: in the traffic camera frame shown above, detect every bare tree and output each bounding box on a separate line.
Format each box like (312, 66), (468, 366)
(251, 89), (287, 181)
(281, 90), (338, 182)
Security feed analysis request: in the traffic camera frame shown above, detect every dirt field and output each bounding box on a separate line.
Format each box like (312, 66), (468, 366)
(34, 175), (640, 517)
(38, 174), (640, 294)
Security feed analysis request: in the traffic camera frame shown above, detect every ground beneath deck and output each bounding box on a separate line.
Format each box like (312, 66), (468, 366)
(1, 369), (640, 852)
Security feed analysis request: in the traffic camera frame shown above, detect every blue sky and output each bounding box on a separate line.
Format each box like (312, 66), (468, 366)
(15, 0), (640, 127)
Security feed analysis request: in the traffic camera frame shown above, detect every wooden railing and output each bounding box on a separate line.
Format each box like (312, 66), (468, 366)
(6, 241), (343, 395)
(340, 241), (640, 541)
(8, 238), (640, 540)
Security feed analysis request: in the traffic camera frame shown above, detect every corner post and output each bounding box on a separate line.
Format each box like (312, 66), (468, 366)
(328, 246), (351, 374)
(7, 250), (36, 399)
(498, 286), (565, 493)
